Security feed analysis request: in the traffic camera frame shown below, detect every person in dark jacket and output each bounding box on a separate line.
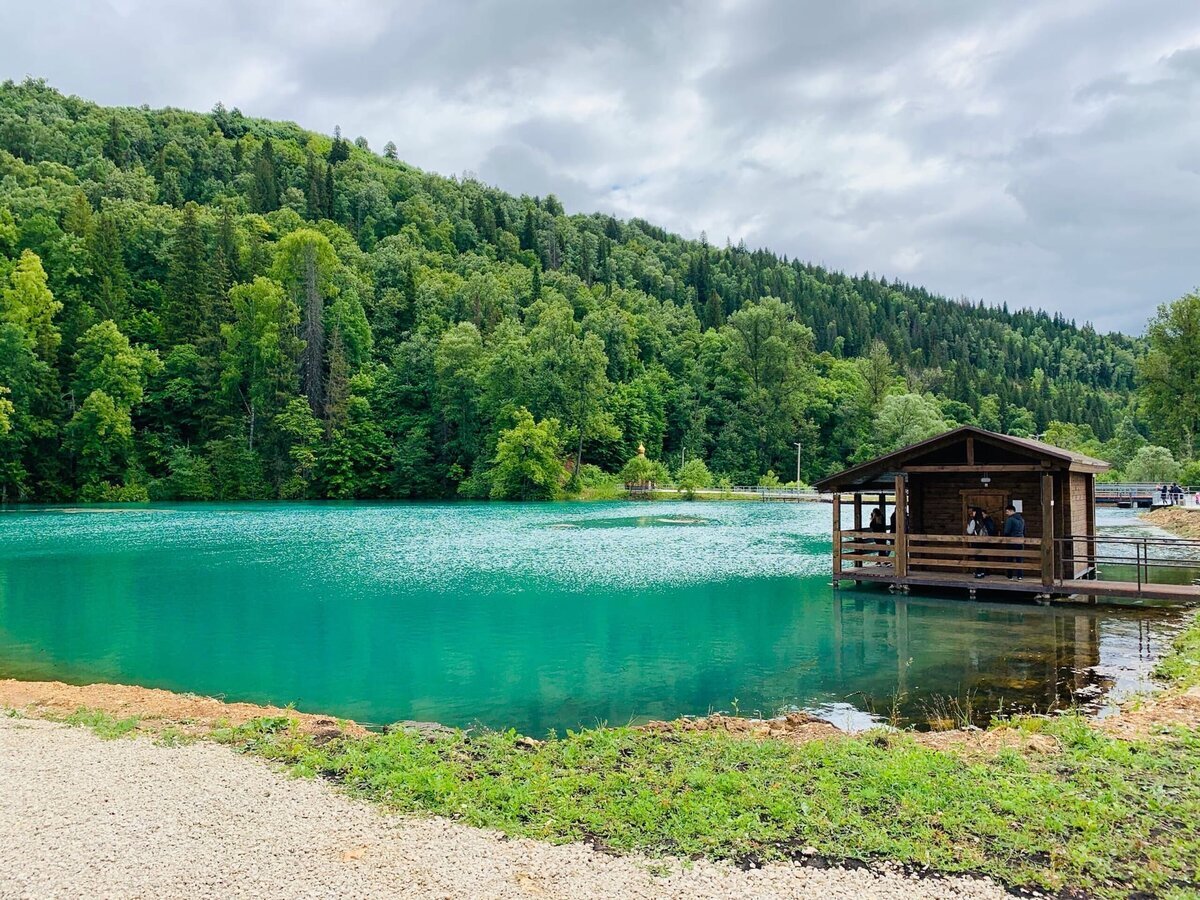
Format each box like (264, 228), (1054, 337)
(1002, 503), (1025, 579)
(869, 507), (888, 557)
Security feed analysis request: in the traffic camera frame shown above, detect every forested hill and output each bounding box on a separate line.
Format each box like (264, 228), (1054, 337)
(0, 79), (1141, 501)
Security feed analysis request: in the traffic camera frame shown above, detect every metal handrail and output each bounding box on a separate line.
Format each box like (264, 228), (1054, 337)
(1094, 483), (1199, 492)
(1054, 533), (1200, 588)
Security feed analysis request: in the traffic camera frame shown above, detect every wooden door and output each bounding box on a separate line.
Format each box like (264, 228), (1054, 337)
(960, 489), (1007, 533)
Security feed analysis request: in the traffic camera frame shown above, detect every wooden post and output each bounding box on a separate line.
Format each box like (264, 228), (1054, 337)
(832, 492), (843, 580)
(1041, 473), (1054, 587)
(853, 493), (863, 570)
(1085, 475), (1096, 579)
(894, 475), (908, 579)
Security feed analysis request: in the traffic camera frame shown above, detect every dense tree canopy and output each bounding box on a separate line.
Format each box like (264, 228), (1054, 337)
(0, 79), (1155, 501)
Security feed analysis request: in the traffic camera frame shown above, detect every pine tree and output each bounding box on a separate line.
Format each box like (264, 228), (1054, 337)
(324, 324), (350, 430)
(63, 191), (94, 238)
(327, 126), (351, 165)
(705, 289), (724, 330)
(324, 165), (336, 219)
(251, 139), (279, 213)
(89, 212), (132, 325)
(102, 115), (128, 166)
(272, 229), (339, 416)
(530, 262), (542, 302)
(211, 207), (240, 297)
(520, 208), (537, 251)
(305, 151), (326, 221)
(163, 202), (211, 344)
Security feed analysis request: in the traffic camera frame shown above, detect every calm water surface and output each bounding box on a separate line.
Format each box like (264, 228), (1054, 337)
(0, 502), (1185, 733)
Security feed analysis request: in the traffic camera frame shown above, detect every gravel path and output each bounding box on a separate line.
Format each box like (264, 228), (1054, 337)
(0, 718), (1011, 900)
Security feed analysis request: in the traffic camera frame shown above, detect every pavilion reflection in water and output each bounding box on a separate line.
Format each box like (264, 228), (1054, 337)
(824, 591), (1154, 725)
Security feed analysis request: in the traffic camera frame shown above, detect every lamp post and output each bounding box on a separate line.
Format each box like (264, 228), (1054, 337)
(794, 441), (802, 488)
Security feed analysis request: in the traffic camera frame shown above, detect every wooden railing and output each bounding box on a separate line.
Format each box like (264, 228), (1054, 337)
(836, 531), (1042, 578)
(906, 534), (1041, 576)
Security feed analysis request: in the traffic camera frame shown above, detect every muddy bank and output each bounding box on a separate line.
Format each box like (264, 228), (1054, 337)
(1141, 505), (1200, 538)
(0, 678), (368, 737)
(4, 672), (1198, 750)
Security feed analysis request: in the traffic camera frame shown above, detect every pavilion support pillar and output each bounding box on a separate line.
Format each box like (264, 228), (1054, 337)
(894, 475), (908, 579)
(832, 492), (843, 583)
(1041, 473), (1054, 588)
(853, 493), (863, 569)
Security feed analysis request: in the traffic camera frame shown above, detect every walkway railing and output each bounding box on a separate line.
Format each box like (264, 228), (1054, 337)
(1055, 534), (1200, 591)
(727, 486), (821, 500)
(1095, 483), (1199, 506)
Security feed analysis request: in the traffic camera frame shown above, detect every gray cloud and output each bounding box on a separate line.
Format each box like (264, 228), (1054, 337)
(3, 0), (1199, 332)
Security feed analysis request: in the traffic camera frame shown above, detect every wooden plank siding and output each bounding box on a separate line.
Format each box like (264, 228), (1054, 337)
(907, 472), (1045, 538)
(1068, 472), (1091, 578)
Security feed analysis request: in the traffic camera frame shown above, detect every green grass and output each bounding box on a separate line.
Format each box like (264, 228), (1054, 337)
(222, 715), (1200, 898)
(62, 707), (140, 739)
(1154, 611), (1200, 689)
(573, 483), (627, 501)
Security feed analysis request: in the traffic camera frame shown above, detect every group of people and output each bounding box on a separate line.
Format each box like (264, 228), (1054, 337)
(966, 504), (1025, 580)
(1158, 483), (1187, 505)
(861, 501), (1025, 579)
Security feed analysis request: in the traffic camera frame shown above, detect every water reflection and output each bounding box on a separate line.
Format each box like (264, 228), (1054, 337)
(826, 589), (1168, 726)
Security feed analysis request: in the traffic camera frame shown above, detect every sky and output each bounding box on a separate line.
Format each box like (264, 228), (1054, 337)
(3, 0), (1199, 335)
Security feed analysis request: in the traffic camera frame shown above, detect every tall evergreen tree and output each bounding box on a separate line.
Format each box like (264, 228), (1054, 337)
(272, 229), (339, 416)
(163, 202), (210, 344)
(89, 211), (132, 325)
(251, 139), (280, 213)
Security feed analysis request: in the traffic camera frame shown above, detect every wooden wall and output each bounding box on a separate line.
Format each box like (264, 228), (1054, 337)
(1065, 472), (1092, 577)
(906, 470), (1097, 579)
(909, 472), (1044, 537)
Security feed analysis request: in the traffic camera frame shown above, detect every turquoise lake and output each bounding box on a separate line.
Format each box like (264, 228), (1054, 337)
(0, 501), (1184, 733)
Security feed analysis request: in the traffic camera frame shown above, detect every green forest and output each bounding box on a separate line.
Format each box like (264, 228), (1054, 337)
(0, 79), (1190, 502)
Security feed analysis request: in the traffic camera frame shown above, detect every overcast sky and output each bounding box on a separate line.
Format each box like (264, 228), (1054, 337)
(4, 0), (1199, 334)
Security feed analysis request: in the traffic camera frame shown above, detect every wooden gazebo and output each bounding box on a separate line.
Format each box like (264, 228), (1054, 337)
(814, 427), (1109, 596)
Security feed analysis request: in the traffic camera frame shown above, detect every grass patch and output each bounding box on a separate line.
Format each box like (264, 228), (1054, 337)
(62, 707), (140, 739)
(221, 714), (1200, 898)
(1154, 611), (1200, 689)
(154, 726), (196, 748)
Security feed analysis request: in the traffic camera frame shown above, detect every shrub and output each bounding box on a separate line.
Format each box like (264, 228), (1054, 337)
(677, 458), (712, 499)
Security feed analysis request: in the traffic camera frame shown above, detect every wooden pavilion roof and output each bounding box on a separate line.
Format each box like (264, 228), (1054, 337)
(813, 426), (1110, 492)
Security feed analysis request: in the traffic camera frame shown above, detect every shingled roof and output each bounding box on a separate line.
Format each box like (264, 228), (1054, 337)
(812, 425), (1110, 492)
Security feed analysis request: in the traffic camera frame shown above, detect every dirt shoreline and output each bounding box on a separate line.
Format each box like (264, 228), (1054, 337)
(0, 678), (369, 737)
(5, 673), (1196, 750)
(1140, 505), (1200, 538)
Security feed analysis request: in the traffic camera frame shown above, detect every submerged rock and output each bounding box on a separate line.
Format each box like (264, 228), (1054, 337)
(387, 720), (458, 740)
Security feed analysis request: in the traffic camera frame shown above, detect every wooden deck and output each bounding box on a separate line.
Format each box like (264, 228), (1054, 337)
(838, 565), (1200, 602)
